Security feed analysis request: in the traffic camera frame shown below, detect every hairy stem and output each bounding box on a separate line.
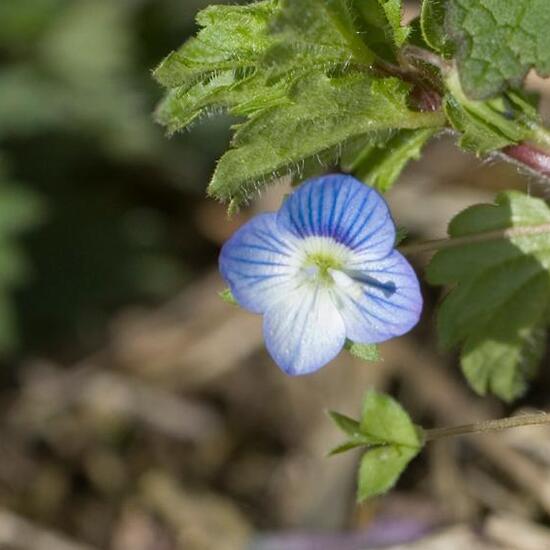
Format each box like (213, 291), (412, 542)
(399, 222), (550, 255)
(399, 47), (550, 180)
(424, 412), (550, 442)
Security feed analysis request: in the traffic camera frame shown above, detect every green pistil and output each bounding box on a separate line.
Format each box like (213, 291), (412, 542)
(305, 253), (342, 283)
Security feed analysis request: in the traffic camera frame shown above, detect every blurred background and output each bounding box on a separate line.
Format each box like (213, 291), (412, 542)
(1, 1), (550, 549)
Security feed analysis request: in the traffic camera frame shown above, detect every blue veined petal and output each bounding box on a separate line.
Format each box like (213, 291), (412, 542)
(332, 251), (422, 343)
(277, 175), (396, 260)
(263, 285), (346, 375)
(219, 213), (301, 314)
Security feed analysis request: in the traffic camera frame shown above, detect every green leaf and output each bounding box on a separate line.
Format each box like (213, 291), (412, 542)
(352, 0), (410, 59)
(358, 444), (418, 501)
(209, 73), (444, 203)
(376, 0), (410, 47)
(420, 0), (453, 56)
(447, 0), (550, 99)
(154, 1), (279, 89)
(444, 71), (539, 155)
(360, 390), (421, 447)
(329, 410), (362, 435)
(155, 71), (289, 135)
(344, 128), (437, 191)
(273, 0), (375, 70)
(427, 191), (550, 401)
(395, 226), (409, 246)
(219, 288), (238, 306)
(345, 340), (381, 362)
(328, 410), (377, 455)
(329, 391), (422, 498)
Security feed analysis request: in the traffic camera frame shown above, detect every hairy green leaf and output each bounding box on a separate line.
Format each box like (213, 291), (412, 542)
(358, 444), (418, 500)
(352, 0), (410, 60)
(447, 0), (550, 99)
(154, 1), (279, 89)
(427, 191), (550, 401)
(272, 0), (375, 71)
(345, 128), (437, 191)
(209, 73), (443, 203)
(420, 0), (452, 56)
(444, 71), (539, 154)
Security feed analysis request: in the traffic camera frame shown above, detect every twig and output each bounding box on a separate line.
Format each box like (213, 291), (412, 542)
(399, 222), (550, 255)
(424, 412), (550, 442)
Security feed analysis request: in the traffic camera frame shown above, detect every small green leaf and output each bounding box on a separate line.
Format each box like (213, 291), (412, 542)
(447, 0), (550, 99)
(395, 226), (409, 246)
(444, 71), (540, 155)
(328, 410), (361, 435)
(420, 0), (453, 56)
(329, 440), (369, 456)
(353, 0), (410, 60)
(329, 392), (422, 498)
(219, 288), (238, 306)
(345, 128), (437, 191)
(328, 410), (381, 455)
(345, 340), (381, 362)
(358, 444), (418, 501)
(360, 390), (421, 447)
(427, 191), (550, 401)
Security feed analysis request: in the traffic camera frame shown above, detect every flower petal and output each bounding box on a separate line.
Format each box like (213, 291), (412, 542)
(277, 175), (396, 260)
(219, 213), (300, 314)
(263, 285), (346, 375)
(332, 251), (422, 343)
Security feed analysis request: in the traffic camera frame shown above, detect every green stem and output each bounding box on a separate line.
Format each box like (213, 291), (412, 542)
(399, 222), (550, 256)
(424, 412), (550, 442)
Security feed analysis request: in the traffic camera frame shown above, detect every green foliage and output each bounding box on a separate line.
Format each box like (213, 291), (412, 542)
(444, 71), (540, 154)
(329, 390), (422, 500)
(344, 340), (381, 362)
(0, 0), (157, 157)
(420, 0), (452, 56)
(447, 0), (550, 99)
(219, 288), (238, 306)
(427, 192), (550, 402)
(209, 74), (442, 203)
(0, 163), (44, 353)
(344, 128), (437, 191)
(155, 0), (444, 204)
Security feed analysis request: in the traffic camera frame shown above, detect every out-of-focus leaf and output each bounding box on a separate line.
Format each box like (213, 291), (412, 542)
(427, 191), (550, 401)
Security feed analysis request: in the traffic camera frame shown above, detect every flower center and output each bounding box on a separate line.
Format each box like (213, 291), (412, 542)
(305, 252), (343, 283)
(297, 236), (352, 287)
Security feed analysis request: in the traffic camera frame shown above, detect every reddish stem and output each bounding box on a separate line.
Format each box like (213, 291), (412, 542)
(503, 144), (550, 178)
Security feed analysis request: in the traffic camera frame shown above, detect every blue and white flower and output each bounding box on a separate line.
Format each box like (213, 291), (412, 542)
(219, 174), (422, 375)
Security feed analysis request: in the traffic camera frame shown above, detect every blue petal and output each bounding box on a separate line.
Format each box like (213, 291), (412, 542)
(333, 251), (422, 343)
(263, 285), (346, 375)
(219, 213), (300, 314)
(277, 175), (396, 260)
